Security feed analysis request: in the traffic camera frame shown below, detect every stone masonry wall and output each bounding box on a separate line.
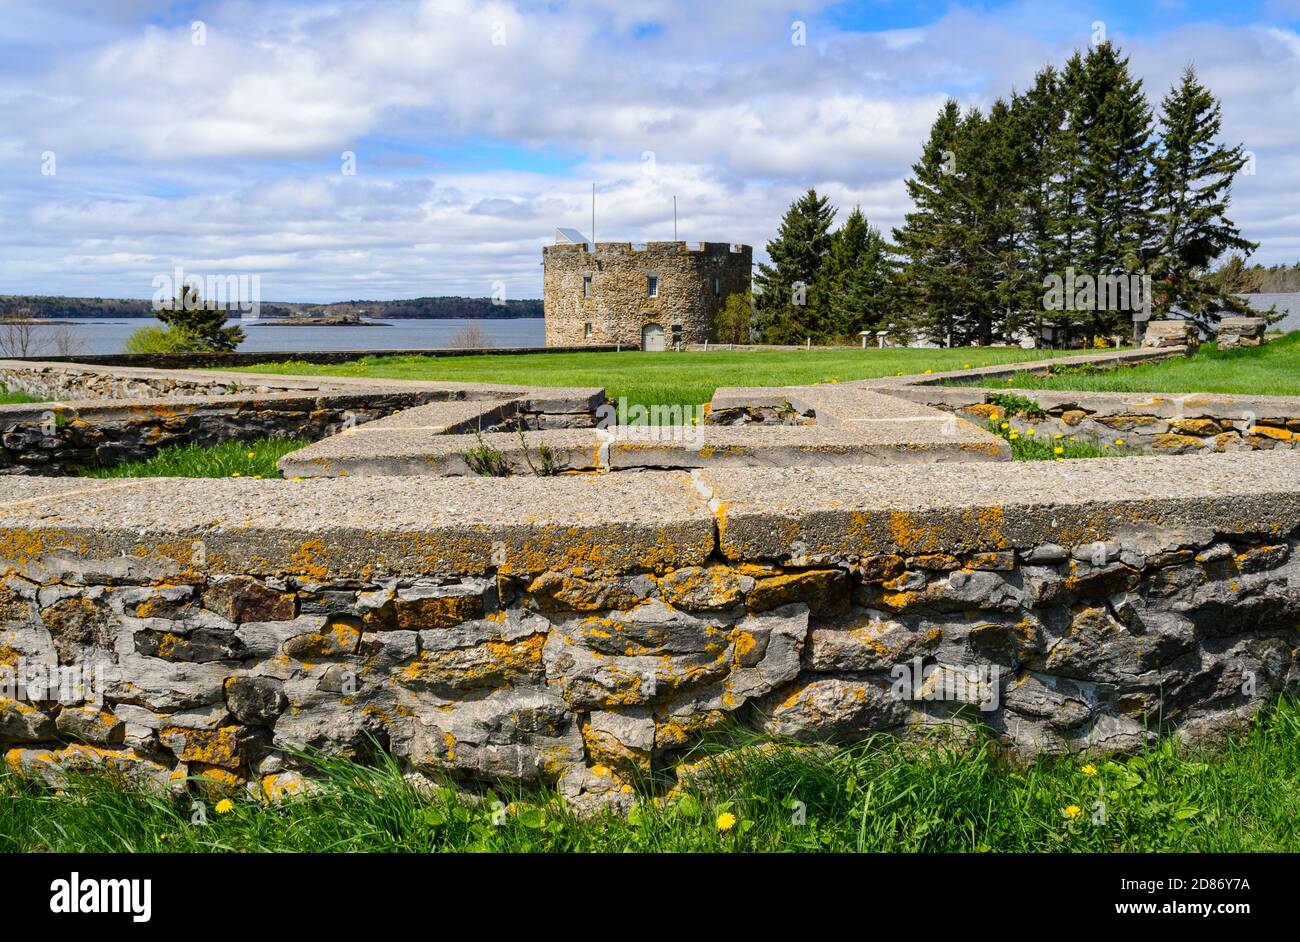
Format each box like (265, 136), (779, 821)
(887, 386), (1300, 453)
(0, 393), (439, 475)
(2, 457), (1297, 810)
(543, 242), (752, 348)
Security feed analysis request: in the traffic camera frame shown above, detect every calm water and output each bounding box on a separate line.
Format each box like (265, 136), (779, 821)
(18, 317), (546, 357)
(12, 296), (1297, 358)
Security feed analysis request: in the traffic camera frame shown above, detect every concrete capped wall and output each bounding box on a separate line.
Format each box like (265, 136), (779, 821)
(2, 454), (1298, 810)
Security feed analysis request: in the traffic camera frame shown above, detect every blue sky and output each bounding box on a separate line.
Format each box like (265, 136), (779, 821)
(2, 0), (1298, 302)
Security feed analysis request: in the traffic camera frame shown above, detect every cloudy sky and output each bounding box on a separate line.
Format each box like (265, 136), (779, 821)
(2, 0), (1298, 303)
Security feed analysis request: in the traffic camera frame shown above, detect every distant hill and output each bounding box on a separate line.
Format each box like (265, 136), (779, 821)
(0, 295), (543, 320)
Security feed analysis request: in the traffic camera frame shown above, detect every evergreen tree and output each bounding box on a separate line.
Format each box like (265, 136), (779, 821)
(156, 284), (245, 351)
(839, 221), (895, 340)
(753, 189), (836, 343)
(817, 207), (895, 340)
(1149, 65), (1258, 333)
(1070, 42), (1156, 337)
(893, 99), (966, 345)
(1010, 66), (1071, 338)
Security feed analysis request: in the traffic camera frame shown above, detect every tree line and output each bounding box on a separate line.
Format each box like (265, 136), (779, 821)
(737, 42), (1260, 347)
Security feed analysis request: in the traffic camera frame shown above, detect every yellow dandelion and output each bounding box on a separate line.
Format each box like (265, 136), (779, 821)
(215, 798), (234, 814)
(247, 452), (256, 459)
(1009, 432), (1019, 440)
(715, 811), (737, 832)
(1001, 422), (1010, 430)
(923, 369), (933, 375)
(1054, 446), (1064, 455)
(962, 362), (971, 369)
(1026, 429), (1035, 436)
(1114, 438), (1125, 446)
(1063, 805), (1082, 820)
(1053, 433), (1063, 440)
(230, 472), (241, 478)
(1081, 764), (1097, 776)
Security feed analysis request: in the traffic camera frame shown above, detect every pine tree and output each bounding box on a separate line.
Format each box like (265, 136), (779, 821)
(1010, 66), (1071, 339)
(840, 224), (894, 339)
(893, 100), (966, 345)
(1149, 65), (1258, 334)
(753, 189), (837, 343)
(818, 207), (895, 340)
(157, 284), (245, 351)
(1070, 42), (1155, 337)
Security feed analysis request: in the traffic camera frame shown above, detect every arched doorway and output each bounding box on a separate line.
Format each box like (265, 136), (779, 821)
(641, 322), (665, 351)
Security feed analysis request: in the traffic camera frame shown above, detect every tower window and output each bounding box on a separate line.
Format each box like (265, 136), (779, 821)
(584, 323), (593, 339)
(713, 277), (721, 297)
(583, 274), (592, 298)
(647, 275), (659, 298)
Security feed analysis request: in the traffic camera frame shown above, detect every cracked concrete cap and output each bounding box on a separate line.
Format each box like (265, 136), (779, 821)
(0, 473), (714, 579)
(696, 452), (1300, 561)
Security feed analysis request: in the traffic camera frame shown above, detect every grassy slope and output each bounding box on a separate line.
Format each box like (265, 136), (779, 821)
(231, 347), (1080, 409)
(972, 332), (1300, 396)
(3, 698), (1298, 852)
(79, 437), (308, 479)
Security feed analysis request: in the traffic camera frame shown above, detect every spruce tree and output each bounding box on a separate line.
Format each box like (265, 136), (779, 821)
(753, 188), (836, 343)
(1149, 65), (1258, 334)
(893, 99), (965, 345)
(157, 284), (245, 351)
(1070, 42), (1155, 337)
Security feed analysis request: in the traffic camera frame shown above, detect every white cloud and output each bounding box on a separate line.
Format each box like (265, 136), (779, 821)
(0, 0), (1297, 302)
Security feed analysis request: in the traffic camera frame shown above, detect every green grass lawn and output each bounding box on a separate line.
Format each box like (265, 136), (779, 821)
(79, 437), (308, 479)
(3, 697), (1298, 852)
(0, 384), (44, 405)
(961, 331), (1300, 396)
(231, 347), (1081, 409)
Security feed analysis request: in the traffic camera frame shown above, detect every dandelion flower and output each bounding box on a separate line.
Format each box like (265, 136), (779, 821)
(1081, 764), (1097, 776)
(962, 363), (972, 369)
(230, 472), (241, 478)
(1026, 429), (1036, 436)
(1054, 446), (1064, 455)
(1114, 438), (1125, 446)
(716, 811), (737, 832)
(1001, 422), (1010, 430)
(1063, 805), (1082, 820)
(215, 799), (234, 814)
(247, 452), (256, 459)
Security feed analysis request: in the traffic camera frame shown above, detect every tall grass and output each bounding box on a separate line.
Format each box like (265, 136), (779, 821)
(3, 697), (1298, 852)
(0, 384), (44, 405)
(79, 437), (309, 479)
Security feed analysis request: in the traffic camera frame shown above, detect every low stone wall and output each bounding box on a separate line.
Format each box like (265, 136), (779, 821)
(0, 392), (438, 475)
(886, 385), (1300, 452)
(2, 455), (1297, 808)
(0, 361), (603, 475)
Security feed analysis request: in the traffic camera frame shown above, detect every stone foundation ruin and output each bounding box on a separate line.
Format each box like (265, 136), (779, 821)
(1, 344), (1297, 809)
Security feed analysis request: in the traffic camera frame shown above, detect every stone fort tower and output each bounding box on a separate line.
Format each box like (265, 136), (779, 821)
(543, 232), (752, 349)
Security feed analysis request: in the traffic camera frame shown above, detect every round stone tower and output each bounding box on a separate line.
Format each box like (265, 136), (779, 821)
(543, 239), (752, 349)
